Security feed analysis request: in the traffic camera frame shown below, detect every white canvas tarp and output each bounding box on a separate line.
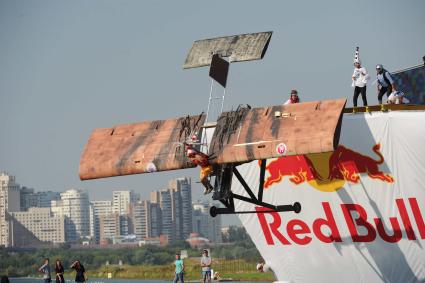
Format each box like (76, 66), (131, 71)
(234, 110), (425, 283)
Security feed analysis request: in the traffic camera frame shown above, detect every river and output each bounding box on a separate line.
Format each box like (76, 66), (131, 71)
(10, 279), (168, 283)
(10, 278), (263, 283)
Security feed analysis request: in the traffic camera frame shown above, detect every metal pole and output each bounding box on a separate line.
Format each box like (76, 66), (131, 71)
(205, 78), (214, 126)
(220, 88), (226, 114)
(220, 61), (230, 113)
(203, 79), (215, 154)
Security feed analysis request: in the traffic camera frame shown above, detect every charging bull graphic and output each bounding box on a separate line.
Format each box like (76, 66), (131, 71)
(264, 143), (394, 192)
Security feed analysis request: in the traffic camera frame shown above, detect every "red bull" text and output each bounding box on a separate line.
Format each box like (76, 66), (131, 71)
(256, 198), (425, 245)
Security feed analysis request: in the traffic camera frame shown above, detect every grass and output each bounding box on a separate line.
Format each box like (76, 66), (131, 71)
(72, 259), (275, 281)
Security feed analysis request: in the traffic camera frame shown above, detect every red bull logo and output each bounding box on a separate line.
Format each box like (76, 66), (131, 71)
(264, 143), (394, 192)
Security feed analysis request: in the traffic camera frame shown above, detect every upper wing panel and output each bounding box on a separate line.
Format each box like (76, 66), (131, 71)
(183, 31), (272, 69)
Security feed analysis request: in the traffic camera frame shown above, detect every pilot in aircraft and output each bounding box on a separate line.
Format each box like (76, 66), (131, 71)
(185, 136), (214, 195)
(284, 89), (300, 105)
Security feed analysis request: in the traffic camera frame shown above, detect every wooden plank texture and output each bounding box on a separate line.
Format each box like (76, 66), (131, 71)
(79, 114), (205, 180)
(183, 32), (272, 69)
(208, 99), (346, 164)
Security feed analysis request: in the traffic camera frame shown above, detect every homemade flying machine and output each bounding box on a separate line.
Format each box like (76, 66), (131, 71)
(79, 31), (346, 217)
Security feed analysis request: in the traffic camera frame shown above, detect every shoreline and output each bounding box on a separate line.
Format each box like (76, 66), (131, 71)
(10, 277), (272, 282)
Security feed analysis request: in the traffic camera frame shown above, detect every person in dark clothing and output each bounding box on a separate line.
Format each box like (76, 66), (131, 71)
(38, 258), (51, 283)
(376, 64), (397, 104)
(70, 260), (85, 283)
(55, 259), (65, 283)
(0, 275), (10, 283)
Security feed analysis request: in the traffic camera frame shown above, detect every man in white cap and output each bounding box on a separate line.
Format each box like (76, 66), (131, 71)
(376, 64), (397, 104)
(201, 249), (212, 283)
(351, 47), (369, 107)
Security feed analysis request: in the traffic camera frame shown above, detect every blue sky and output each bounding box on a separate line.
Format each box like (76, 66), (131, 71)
(1, 0), (424, 225)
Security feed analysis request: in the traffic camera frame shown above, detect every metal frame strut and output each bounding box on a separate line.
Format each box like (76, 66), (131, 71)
(210, 160), (301, 217)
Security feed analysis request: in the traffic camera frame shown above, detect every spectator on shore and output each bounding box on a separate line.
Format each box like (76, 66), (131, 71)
(256, 262), (265, 272)
(55, 259), (65, 283)
(38, 258), (51, 283)
(201, 249), (212, 283)
(70, 260), (85, 283)
(173, 253), (185, 283)
(0, 276), (10, 283)
(257, 261), (271, 272)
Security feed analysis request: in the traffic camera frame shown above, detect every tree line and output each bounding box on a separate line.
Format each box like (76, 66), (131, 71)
(0, 226), (261, 277)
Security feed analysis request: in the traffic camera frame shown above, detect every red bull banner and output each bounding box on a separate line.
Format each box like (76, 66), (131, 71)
(233, 110), (425, 283)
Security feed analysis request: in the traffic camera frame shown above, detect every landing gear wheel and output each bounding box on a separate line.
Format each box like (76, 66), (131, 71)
(293, 202), (301, 213)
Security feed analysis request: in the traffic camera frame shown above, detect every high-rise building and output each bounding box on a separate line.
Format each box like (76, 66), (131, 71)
(0, 172), (21, 247)
(171, 186), (182, 241)
(11, 207), (66, 244)
(192, 201), (222, 243)
(51, 189), (90, 242)
(37, 191), (61, 208)
(99, 212), (121, 243)
(132, 200), (161, 240)
(112, 190), (138, 215)
(151, 189), (173, 242)
(119, 214), (131, 236)
(170, 178), (192, 241)
(149, 178), (193, 243)
(89, 200), (112, 243)
(20, 189), (60, 211)
(20, 187), (36, 211)
(149, 202), (161, 237)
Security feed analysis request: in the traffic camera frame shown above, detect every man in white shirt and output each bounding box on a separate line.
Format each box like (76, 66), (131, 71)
(352, 59), (369, 107)
(201, 250), (212, 283)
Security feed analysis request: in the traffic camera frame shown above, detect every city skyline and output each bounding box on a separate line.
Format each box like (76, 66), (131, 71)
(1, 169), (239, 225)
(1, 172), (223, 247)
(0, 169), (223, 205)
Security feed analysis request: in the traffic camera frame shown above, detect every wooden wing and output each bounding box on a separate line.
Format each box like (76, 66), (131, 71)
(208, 98), (346, 164)
(79, 114), (205, 180)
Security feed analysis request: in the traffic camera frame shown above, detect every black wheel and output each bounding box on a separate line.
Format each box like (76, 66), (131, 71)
(210, 206), (218, 217)
(293, 202), (301, 213)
